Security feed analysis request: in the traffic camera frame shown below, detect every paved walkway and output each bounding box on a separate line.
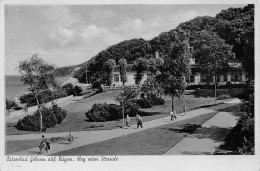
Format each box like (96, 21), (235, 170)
(6, 96), (85, 123)
(164, 99), (241, 155)
(8, 108), (215, 155)
(7, 98), (241, 156)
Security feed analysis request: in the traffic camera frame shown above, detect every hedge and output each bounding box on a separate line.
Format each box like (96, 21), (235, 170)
(62, 83), (83, 96)
(19, 90), (68, 107)
(85, 102), (140, 122)
(16, 104), (67, 132)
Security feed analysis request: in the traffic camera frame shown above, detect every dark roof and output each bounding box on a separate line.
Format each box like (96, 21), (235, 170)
(113, 64), (134, 72)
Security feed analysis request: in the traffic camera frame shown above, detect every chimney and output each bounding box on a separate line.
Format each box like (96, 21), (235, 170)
(155, 51), (159, 59)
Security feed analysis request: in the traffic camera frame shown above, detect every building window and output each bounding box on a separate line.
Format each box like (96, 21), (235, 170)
(206, 76), (213, 82)
(190, 75), (195, 83)
(231, 75), (235, 82)
(114, 74), (120, 82)
(216, 75), (220, 82)
(224, 75), (227, 82)
(235, 75), (239, 82)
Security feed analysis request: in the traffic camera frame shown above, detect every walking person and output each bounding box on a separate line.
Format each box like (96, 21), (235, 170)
(126, 115), (131, 128)
(173, 109), (177, 119)
(169, 110), (174, 121)
(39, 135), (50, 154)
(183, 105), (187, 116)
(136, 115), (143, 128)
(68, 130), (74, 144)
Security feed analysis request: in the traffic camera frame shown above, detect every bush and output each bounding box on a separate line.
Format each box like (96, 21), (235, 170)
(147, 94), (165, 106)
(73, 85), (83, 96)
(217, 94), (231, 100)
(62, 83), (74, 96)
(106, 104), (121, 120)
(85, 102), (140, 122)
(122, 101), (140, 117)
(16, 105), (67, 131)
(85, 103), (112, 122)
(223, 93), (254, 154)
(235, 88), (254, 99)
(50, 104), (67, 124)
(134, 99), (152, 108)
(19, 89), (67, 107)
(6, 99), (18, 112)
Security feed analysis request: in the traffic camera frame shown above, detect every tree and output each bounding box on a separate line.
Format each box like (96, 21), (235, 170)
(215, 4), (254, 80)
(62, 83), (74, 96)
(192, 30), (234, 103)
(118, 58), (127, 86)
(133, 58), (150, 84)
(103, 59), (116, 85)
(73, 85), (83, 96)
(156, 29), (192, 111)
(6, 99), (18, 112)
(115, 87), (138, 103)
(18, 54), (56, 132)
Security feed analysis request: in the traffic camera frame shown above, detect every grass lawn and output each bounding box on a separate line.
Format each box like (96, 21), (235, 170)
(6, 94), (219, 135)
(52, 112), (218, 155)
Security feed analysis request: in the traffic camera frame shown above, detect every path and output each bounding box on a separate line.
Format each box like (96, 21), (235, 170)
(8, 108), (215, 155)
(6, 96), (84, 123)
(7, 98), (241, 156)
(163, 99), (241, 155)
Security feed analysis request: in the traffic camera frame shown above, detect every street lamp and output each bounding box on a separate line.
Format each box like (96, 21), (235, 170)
(122, 100), (124, 129)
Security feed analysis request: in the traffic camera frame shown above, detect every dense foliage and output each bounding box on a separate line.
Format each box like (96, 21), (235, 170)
(18, 54), (57, 132)
(19, 89), (67, 107)
(56, 5), (254, 85)
(103, 59), (116, 85)
(118, 58), (127, 85)
(222, 93), (254, 154)
(62, 83), (83, 96)
(16, 104), (67, 132)
(6, 99), (18, 112)
(85, 103), (121, 122)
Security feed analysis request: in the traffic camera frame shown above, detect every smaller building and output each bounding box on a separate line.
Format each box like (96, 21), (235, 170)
(112, 64), (148, 86)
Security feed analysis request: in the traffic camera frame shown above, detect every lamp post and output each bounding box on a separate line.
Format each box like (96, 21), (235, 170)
(122, 100), (124, 129)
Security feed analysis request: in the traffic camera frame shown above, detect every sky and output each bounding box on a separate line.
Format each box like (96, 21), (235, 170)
(5, 4), (247, 75)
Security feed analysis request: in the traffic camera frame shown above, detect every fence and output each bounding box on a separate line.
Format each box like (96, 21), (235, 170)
(101, 84), (141, 91)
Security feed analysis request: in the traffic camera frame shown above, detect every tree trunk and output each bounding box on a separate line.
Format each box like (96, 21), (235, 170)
(35, 94), (42, 132)
(215, 74), (217, 105)
(171, 96), (174, 111)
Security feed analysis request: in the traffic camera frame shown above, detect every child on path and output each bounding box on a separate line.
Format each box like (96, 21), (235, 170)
(136, 115), (143, 128)
(126, 115), (131, 128)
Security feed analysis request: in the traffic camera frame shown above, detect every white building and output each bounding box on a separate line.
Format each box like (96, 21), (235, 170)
(111, 59), (247, 86)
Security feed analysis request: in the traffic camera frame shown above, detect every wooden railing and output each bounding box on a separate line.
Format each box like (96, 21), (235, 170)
(101, 84), (142, 91)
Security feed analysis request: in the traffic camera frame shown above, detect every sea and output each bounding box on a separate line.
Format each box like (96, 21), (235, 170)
(5, 75), (29, 99)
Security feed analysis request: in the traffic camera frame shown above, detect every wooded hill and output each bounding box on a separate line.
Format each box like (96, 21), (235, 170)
(55, 4), (254, 82)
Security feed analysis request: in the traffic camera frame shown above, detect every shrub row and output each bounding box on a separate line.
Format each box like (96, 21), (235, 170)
(62, 83), (83, 96)
(16, 104), (67, 132)
(19, 90), (67, 107)
(134, 94), (165, 108)
(186, 83), (248, 90)
(85, 103), (121, 122)
(224, 94), (254, 154)
(85, 101), (140, 122)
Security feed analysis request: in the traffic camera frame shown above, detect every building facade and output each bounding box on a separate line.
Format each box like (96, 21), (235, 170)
(111, 59), (247, 86)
